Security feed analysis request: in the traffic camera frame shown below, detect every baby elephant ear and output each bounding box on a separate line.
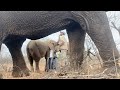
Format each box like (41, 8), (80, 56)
(48, 40), (57, 50)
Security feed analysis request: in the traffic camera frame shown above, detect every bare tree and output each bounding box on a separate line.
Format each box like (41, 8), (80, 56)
(107, 11), (120, 35)
(111, 22), (120, 35)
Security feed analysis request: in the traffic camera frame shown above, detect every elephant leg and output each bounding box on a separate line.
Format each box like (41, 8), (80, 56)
(35, 60), (40, 73)
(45, 55), (49, 72)
(45, 50), (51, 72)
(67, 26), (86, 70)
(86, 13), (119, 68)
(26, 48), (34, 72)
(45, 58), (48, 72)
(5, 39), (30, 77)
(28, 56), (34, 72)
(0, 41), (2, 60)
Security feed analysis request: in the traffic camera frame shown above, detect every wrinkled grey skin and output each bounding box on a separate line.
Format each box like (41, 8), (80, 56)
(0, 11), (119, 77)
(26, 40), (60, 73)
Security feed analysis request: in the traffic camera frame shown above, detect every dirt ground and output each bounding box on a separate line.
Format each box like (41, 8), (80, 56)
(0, 57), (120, 79)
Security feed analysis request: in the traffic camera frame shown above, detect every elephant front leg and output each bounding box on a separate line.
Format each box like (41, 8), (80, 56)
(45, 58), (49, 72)
(86, 12), (120, 69)
(5, 40), (30, 77)
(87, 25), (119, 68)
(67, 27), (86, 71)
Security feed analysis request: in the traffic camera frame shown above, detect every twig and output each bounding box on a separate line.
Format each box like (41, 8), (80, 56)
(86, 57), (90, 79)
(113, 49), (119, 77)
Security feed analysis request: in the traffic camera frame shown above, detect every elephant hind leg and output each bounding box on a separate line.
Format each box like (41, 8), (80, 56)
(32, 52), (41, 73)
(34, 54), (41, 73)
(45, 50), (50, 72)
(5, 39), (30, 77)
(29, 57), (34, 72)
(35, 60), (40, 73)
(85, 12), (120, 68)
(30, 45), (41, 73)
(87, 25), (119, 68)
(67, 25), (86, 70)
(26, 48), (34, 72)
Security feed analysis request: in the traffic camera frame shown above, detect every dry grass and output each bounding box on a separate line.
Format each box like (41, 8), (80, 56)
(1, 57), (120, 79)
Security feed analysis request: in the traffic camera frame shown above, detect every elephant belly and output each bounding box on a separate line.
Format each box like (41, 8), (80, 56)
(1, 11), (74, 40)
(38, 47), (49, 58)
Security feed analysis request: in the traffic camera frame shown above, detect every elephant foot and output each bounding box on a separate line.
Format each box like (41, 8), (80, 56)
(12, 67), (30, 77)
(45, 67), (49, 72)
(45, 65), (50, 72)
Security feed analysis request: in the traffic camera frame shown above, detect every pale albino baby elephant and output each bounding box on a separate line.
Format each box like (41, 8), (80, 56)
(26, 40), (60, 73)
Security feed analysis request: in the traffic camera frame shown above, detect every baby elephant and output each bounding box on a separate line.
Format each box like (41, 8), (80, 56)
(26, 40), (59, 73)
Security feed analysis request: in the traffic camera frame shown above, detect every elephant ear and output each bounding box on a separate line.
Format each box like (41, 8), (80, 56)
(71, 11), (89, 31)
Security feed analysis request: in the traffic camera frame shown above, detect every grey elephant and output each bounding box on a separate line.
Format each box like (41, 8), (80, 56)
(26, 39), (59, 73)
(0, 11), (119, 77)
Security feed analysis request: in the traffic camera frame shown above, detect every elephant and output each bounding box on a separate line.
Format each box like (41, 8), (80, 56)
(26, 39), (60, 73)
(0, 11), (119, 77)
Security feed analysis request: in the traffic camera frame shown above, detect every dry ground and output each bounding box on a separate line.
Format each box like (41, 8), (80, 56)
(0, 57), (120, 79)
